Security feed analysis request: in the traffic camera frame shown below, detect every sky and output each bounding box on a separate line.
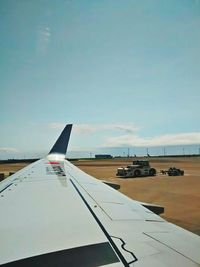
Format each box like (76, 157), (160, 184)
(0, 0), (200, 159)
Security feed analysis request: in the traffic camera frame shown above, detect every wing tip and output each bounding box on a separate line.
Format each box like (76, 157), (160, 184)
(48, 124), (73, 156)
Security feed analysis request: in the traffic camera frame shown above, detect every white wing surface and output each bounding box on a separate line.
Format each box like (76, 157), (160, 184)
(0, 124), (200, 267)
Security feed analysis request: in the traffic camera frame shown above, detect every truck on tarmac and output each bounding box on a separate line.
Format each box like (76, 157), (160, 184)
(116, 160), (156, 178)
(161, 167), (184, 176)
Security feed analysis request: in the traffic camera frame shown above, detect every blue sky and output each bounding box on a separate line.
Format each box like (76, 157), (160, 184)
(0, 0), (200, 158)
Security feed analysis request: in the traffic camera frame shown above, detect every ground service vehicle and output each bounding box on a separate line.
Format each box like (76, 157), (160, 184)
(161, 167), (184, 176)
(116, 160), (156, 178)
(168, 167), (184, 176)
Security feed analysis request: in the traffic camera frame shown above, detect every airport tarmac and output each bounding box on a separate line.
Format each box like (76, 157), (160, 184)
(0, 157), (200, 235)
(74, 157), (200, 235)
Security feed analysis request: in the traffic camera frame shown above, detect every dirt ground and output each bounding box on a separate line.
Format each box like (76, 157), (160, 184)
(75, 157), (200, 235)
(1, 157), (200, 235)
(0, 163), (29, 177)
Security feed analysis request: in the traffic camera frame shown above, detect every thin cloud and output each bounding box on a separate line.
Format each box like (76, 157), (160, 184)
(48, 122), (65, 130)
(73, 123), (139, 134)
(104, 132), (200, 147)
(36, 26), (51, 55)
(46, 123), (200, 148)
(47, 123), (139, 134)
(73, 124), (97, 134)
(113, 124), (139, 134)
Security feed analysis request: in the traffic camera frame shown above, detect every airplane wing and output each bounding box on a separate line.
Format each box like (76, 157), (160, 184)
(1, 124), (200, 267)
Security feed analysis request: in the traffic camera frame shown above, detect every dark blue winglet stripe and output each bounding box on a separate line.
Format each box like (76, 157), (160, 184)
(49, 124), (72, 155)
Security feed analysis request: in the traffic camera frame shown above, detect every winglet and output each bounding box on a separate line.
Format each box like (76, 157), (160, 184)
(49, 124), (72, 156)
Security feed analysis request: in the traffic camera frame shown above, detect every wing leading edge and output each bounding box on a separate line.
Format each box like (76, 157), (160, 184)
(1, 124), (200, 267)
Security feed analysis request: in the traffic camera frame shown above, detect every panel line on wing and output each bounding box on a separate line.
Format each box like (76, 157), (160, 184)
(111, 236), (138, 265)
(69, 178), (138, 267)
(144, 233), (200, 265)
(0, 183), (13, 194)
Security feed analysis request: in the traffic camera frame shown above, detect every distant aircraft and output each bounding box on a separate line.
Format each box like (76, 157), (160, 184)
(0, 124), (200, 266)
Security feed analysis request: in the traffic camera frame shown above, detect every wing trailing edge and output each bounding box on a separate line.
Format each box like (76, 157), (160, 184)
(48, 124), (72, 156)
